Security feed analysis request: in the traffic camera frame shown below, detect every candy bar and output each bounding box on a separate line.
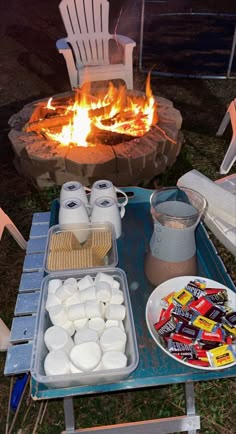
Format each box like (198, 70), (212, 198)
(207, 344), (236, 368)
(188, 359), (210, 367)
(224, 311), (236, 327)
(171, 306), (193, 323)
(205, 290), (228, 304)
(185, 283), (205, 299)
(191, 315), (218, 333)
(172, 288), (194, 307)
(154, 317), (176, 336)
(198, 328), (225, 344)
(170, 333), (193, 345)
(176, 322), (199, 340)
(160, 292), (175, 309)
(192, 279), (207, 289)
(167, 341), (195, 359)
(190, 297), (225, 322)
(222, 323), (236, 337)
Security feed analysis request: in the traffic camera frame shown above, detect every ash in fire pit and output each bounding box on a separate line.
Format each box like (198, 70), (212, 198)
(8, 80), (183, 188)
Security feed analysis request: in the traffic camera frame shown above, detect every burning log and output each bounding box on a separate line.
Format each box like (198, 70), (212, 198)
(23, 113), (74, 133)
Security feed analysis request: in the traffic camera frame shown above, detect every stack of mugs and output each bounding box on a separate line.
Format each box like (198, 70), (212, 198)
(59, 180), (128, 239)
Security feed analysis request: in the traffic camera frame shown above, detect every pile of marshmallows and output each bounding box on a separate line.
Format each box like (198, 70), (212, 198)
(44, 272), (128, 376)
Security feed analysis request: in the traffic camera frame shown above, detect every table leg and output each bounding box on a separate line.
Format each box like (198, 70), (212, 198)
(185, 382), (199, 434)
(64, 397), (75, 433)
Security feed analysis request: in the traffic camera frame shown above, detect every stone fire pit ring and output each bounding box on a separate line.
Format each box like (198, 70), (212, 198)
(8, 90), (183, 189)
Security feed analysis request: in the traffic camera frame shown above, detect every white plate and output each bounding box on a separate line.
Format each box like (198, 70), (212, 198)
(145, 276), (236, 371)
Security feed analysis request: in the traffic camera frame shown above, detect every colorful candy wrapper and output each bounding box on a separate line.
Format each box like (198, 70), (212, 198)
(207, 344), (236, 368)
(154, 317), (176, 336)
(172, 288), (194, 307)
(160, 292), (176, 309)
(191, 315), (218, 333)
(171, 306), (193, 323)
(198, 328), (225, 344)
(176, 322), (200, 340)
(167, 341), (195, 359)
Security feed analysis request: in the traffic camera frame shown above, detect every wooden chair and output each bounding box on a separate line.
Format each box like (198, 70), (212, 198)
(56, 0), (136, 90)
(216, 98), (236, 174)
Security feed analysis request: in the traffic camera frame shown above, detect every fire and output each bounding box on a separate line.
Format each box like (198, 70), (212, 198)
(43, 74), (157, 147)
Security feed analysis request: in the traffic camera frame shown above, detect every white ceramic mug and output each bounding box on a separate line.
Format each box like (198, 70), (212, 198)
(59, 198), (91, 243)
(89, 180), (128, 207)
(60, 181), (90, 205)
(90, 197), (125, 239)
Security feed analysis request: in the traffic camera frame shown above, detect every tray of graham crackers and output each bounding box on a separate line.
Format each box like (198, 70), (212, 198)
(44, 223), (118, 273)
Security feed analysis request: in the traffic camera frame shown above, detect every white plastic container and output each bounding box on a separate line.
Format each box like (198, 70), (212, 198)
(30, 268), (139, 388)
(204, 175), (236, 257)
(44, 222), (118, 273)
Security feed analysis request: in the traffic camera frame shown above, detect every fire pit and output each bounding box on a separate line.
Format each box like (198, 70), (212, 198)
(8, 80), (183, 188)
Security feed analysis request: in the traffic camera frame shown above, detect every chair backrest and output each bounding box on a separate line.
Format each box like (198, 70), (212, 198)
(0, 208), (27, 250)
(59, 0), (111, 67)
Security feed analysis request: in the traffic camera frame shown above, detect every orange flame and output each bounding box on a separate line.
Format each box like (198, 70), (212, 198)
(44, 75), (156, 147)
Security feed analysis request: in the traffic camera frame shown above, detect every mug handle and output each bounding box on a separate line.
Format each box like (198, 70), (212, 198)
(119, 205), (126, 219)
(115, 188), (128, 207)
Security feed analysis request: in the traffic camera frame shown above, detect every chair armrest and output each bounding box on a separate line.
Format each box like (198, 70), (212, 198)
(112, 34), (136, 48)
(56, 38), (77, 89)
(56, 38), (71, 52)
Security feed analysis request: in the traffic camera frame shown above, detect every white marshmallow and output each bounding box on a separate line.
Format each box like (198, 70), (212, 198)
(85, 300), (104, 318)
(118, 321), (125, 331)
(64, 291), (82, 308)
(67, 303), (86, 321)
(110, 288), (124, 305)
(92, 361), (104, 371)
(48, 279), (63, 294)
(70, 361), (83, 373)
(46, 293), (62, 311)
(80, 285), (96, 302)
(44, 350), (71, 376)
(74, 328), (99, 345)
(94, 272), (114, 287)
(100, 327), (127, 353)
(64, 277), (78, 290)
(102, 351), (127, 370)
(105, 304), (126, 321)
(44, 326), (73, 353)
(88, 318), (105, 336)
(70, 342), (101, 372)
(77, 275), (94, 291)
(96, 281), (112, 303)
(105, 320), (125, 331)
(56, 284), (77, 301)
(49, 305), (68, 326)
(105, 320), (119, 328)
(74, 318), (89, 331)
(112, 280), (120, 291)
(61, 320), (75, 336)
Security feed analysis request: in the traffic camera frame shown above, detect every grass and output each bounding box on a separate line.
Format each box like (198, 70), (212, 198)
(0, 72), (236, 433)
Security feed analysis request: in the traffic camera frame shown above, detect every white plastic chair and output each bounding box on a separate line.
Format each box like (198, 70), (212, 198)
(0, 208), (27, 250)
(56, 0), (136, 90)
(0, 208), (27, 353)
(216, 98), (236, 174)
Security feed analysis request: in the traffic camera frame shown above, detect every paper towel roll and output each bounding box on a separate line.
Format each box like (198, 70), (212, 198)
(177, 170), (236, 226)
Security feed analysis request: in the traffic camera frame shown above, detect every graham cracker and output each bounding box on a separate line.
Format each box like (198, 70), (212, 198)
(49, 231), (81, 251)
(47, 228), (113, 270)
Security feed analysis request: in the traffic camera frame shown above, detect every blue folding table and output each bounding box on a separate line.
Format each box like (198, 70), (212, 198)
(4, 187), (236, 433)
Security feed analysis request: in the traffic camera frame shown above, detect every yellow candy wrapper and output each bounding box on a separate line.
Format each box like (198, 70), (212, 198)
(207, 344), (235, 368)
(173, 288), (193, 307)
(192, 315), (217, 332)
